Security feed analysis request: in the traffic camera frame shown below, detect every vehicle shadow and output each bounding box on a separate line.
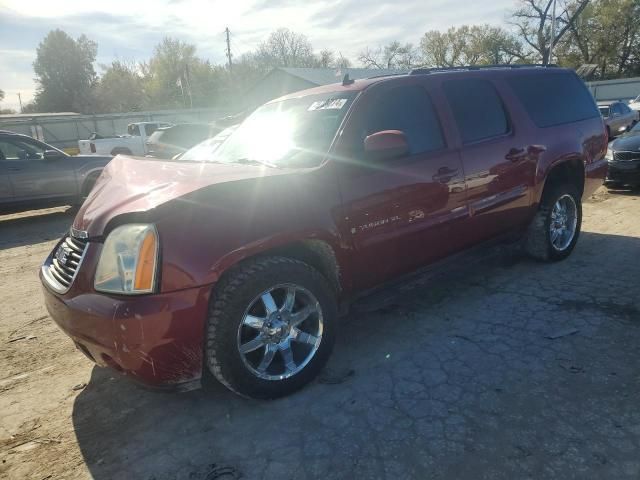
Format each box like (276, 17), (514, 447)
(0, 207), (74, 250)
(71, 231), (640, 480)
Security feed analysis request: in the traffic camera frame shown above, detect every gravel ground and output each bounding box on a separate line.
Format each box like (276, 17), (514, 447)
(1, 188), (639, 480)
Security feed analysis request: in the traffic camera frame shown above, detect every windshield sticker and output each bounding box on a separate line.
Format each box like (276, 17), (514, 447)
(308, 98), (348, 111)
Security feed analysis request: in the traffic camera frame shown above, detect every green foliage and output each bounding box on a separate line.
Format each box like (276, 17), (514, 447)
(32, 29), (97, 113)
(142, 37), (224, 109)
(95, 61), (146, 112)
(557, 0), (640, 78)
(420, 25), (526, 67)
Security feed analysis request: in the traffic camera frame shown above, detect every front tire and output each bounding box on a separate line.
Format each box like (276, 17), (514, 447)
(206, 256), (337, 399)
(525, 183), (582, 262)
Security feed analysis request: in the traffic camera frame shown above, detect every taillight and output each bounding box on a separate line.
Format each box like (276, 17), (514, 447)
(90, 143), (96, 153)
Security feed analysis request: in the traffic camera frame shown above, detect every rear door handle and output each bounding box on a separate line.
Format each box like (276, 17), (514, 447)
(432, 167), (459, 183)
(7, 167), (22, 172)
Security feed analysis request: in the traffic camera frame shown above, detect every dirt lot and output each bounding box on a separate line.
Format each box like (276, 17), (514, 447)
(1, 188), (639, 480)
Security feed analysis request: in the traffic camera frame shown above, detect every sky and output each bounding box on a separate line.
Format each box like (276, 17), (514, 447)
(0, 0), (515, 112)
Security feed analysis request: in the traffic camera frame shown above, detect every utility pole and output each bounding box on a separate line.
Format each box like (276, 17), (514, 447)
(17, 93), (23, 113)
(548, 0), (557, 65)
(225, 27), (233, 72)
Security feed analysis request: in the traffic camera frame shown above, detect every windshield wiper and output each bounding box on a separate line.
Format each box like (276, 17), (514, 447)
(231, 157), (280, 168)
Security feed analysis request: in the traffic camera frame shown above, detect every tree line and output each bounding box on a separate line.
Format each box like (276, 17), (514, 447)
(1, 0), (638, 115)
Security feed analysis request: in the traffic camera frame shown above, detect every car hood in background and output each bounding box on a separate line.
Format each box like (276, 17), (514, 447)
(73, 155), (292, 236)
(611, 130), (640, 152)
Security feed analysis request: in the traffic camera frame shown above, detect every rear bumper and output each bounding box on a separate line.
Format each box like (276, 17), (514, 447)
(606, 159), (640, 185)
(584, 158), (608, 198)
(41, 277), (211, 390)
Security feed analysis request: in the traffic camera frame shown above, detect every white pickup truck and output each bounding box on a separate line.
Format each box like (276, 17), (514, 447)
(78, 122), (172, 156)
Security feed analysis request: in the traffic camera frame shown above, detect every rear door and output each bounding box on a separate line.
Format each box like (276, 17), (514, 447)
(0, 137), (77, 201)
(442, 77), (536, 245)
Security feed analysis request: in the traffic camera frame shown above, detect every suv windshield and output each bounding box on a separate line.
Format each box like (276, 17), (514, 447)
(180, 92), (356, 166)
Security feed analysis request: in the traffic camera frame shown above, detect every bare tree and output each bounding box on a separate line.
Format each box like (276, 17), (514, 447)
(256, 28), (315, 67)
(509, 0), (590, 64)
(357, 41), (420, 69)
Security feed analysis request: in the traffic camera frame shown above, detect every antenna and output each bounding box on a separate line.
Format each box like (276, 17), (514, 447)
(342, 73), (354, 86)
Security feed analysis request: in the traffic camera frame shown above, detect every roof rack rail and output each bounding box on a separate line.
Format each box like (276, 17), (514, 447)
(409, 64), (558, 75)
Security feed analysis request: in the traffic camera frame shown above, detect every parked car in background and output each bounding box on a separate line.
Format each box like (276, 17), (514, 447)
(605, 122), (640, 188)
(0, 131), (111, 213)
(598, 101), (638, 138)
(78, 122), (172, 157)
(176, 124), (240, 160)
(145, 123), (221, 159)
(41, 66), (607, 399)
(628, 94), (640, 113)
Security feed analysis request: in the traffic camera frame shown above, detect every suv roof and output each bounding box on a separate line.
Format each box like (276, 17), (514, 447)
(272, 65), (568, 103)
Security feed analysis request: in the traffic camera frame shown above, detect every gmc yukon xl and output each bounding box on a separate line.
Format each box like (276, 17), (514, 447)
(40, 66), (608, 399)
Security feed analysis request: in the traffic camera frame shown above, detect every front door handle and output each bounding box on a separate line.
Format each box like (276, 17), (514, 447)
(505, 148), (526, 162)
(7, 166), (22, 172)
(432, 167), (459, 183)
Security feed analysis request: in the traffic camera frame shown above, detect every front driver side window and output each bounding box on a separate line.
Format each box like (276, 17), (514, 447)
(366, 85), (445, 155)
(0, 139), (47, 161)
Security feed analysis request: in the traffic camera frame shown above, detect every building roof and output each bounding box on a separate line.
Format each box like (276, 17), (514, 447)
(278, 67), (407, 86)
(0, 112), (79, 120)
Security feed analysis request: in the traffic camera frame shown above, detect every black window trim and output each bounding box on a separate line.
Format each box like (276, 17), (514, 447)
(442, 78), (514, 147)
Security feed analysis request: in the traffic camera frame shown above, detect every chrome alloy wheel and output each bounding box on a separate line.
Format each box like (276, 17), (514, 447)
(237, 284), (323, 381)
(550, 194), (578, 252)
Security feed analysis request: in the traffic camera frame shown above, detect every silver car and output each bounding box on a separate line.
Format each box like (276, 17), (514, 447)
(0, 131), (112, 213)
(598, 101), (638, 138)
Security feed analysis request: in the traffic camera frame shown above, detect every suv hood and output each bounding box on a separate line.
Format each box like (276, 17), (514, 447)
(73, 155), (290, 236)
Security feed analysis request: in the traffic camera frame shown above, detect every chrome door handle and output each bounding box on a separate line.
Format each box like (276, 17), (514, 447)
(432, 167), (459, 183)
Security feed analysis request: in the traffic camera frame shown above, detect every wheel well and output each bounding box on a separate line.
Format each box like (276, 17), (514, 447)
(226, 240), (342, 294)
(544, 159), (585, 198)
(82, 171), (101, 196)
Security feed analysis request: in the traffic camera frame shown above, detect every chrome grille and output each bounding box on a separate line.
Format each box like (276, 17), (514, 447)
(44, 235), (88, 292)
(613, 151), (640, 161)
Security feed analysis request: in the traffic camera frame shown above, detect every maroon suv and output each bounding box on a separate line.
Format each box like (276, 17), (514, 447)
(40, 66), (607, 399)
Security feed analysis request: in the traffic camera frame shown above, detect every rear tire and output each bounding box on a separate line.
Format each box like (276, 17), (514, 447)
(205, 256), (337, 399)
(525, 183), (582, 262)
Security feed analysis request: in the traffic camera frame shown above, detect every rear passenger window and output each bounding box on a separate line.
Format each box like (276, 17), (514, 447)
(443, 79), (509, 144)
(507, 72), (599, 127)
(367, 86), (444, 155)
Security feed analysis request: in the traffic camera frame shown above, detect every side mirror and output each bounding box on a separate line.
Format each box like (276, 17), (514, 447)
(43, 149), (63, 160)
(364, 130), (409, 161)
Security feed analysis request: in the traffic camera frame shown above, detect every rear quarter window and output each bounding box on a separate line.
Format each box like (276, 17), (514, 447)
(507, 72), (599, 128)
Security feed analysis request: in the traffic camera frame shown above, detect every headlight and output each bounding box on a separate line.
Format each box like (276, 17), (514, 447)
(94, 224), (159, 294)
(605, 147), (613, 160)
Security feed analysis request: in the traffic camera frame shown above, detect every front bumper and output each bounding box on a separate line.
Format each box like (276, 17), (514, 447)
(606, 159), (640, 186)
(41, 274), (211, 390)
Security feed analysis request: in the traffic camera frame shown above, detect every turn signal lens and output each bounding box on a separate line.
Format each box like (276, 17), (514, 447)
(134, 231), (157, 291)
